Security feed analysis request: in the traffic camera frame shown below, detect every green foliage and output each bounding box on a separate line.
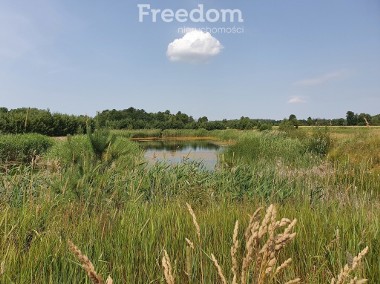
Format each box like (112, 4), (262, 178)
(306, 127), (332, 156)
(162, 128), (210, 138)
(346, 111), (357, 126)
(87, 127), (116, 160)
(0, 108), (92, 136)
(2, 107), (380, 136)
(0, 129), (379, 282)
(257, 123), (272, 131)
(45, 135), (91, 166)
(113, 129), (163, 139)
(0, 134), (53, 163)
(224, 132), (311, 167)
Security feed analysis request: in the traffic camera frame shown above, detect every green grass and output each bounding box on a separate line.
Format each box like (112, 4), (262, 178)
(0, 128), (379, 283)
(0, 133), (53, 164)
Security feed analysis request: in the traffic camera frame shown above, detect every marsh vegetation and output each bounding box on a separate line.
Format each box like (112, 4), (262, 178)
(0, 127), (379, 283)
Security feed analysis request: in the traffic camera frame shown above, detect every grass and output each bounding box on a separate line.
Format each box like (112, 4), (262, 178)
(0, 133), (53, 164)
(0, 127), (379, 283)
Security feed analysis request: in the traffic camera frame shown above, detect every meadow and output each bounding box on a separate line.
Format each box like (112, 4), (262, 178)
(0, 127), (379, 283)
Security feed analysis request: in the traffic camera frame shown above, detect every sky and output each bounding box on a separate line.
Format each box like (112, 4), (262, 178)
(1, 0), (379, 120)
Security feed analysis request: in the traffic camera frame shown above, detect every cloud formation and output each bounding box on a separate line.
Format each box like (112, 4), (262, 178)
(293, 69), (349, 86)
(167, 30), (223, 62)
(288, 96), (306, 104)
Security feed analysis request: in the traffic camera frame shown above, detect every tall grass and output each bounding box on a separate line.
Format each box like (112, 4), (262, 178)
(0, 199), (376, 283)
(0, 128), (379, 283)
(0, 133), (52, 164)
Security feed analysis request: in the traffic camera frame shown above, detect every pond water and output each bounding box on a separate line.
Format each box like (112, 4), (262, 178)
(138, 140), (223, 170)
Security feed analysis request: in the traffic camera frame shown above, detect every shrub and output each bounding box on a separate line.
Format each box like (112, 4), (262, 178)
(257, 123), (272, 132)
(306, 127), (332, 156)
(0, 134), (53, 163)
(224, 132), (309, 167)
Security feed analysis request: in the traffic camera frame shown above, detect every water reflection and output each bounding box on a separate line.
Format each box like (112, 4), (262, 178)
(138, 140), (222, 170)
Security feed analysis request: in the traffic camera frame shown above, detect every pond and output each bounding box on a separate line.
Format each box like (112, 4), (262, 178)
(137, 140), (223, 170)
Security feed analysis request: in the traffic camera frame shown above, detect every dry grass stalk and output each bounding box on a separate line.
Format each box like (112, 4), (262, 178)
(0, 260), (4, 276)
(241, 212), (261, 283)
(211, 253), (227, 284)
(162, 203), (368, 284)
(185, 237), (195, 281)
(186, 203), (204, 283)
(162, 249), (175, 284)
(185, 238), (195, 250)
(331, 246), (369, 284)
(244, 207), (263, 240)
(231, 220), (240, 284)
(226, 204), (298, 284)
(284, 278), (301, 284)
(349, 277), (368, 284)
(275, 258), (292, 275)
(186, 203), (200, 240)
(105, 276), (113, 284)
(257, 205), (278, 283)
(68, 240), (111, 284)
(185, 244), (193, 282)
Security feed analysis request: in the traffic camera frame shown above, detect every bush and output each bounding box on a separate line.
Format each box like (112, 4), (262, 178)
(257, 123), (272, 131)
(45, 134), (142, 169)
(0, 134), (53, 163)
(306, 127), (332, 156)
(224, 132), (310, 167)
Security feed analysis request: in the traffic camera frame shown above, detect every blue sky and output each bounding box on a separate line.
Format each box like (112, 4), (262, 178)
(1, 0), (379, 120)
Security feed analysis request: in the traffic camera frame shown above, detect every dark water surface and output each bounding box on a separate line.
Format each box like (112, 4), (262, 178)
(138, 140), (223, 170)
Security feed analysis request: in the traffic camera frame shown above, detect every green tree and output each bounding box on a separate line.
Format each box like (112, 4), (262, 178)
(289, 114), (299, 128)
(357, 113), (371, 126)
(346, 111), (357, 126)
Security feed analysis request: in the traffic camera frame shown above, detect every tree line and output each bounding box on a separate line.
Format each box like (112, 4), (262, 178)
(0, 107), (379, 136)
(0, 108), (91, 136)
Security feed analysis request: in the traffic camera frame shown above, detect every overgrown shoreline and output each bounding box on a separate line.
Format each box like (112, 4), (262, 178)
(0, 127), (379, 283)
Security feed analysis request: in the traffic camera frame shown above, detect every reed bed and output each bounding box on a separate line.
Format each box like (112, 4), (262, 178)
(0, 128), (378, 283)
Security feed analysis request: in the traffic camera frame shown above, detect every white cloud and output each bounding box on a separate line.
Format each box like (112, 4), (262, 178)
(167, 30), (223, 62)
(288, 96), (306, 104)
(293, 69), (349, 86)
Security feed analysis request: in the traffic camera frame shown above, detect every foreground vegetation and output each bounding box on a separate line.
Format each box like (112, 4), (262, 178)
(0, 127), (379, 283)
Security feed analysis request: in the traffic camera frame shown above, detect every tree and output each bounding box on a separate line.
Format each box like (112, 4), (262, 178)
(307, 117), (313, 126)
(346, 111), (357, 126)
(289, 114), (299, 128)
(357, 113), (371, 126)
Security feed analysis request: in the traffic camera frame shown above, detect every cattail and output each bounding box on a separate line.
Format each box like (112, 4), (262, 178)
(211, 254), (227, 284)
(67, 240), (105, 284)
(162, 249), (175, 284)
